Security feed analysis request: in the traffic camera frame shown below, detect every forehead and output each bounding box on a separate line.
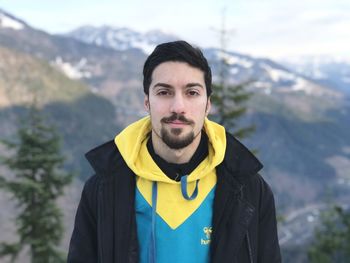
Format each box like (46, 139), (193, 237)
(151, 61), (205, 84)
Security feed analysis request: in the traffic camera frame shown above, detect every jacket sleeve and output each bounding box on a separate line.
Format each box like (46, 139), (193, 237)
(67, 175), (99, 263)
(256, 174), (281, 263)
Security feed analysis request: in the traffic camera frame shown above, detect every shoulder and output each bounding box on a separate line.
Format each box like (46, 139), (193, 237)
(80, 140), (128, 205)
(221, 132), (275, 205)
(83, 174), (101, 195)
(85, 140), (124, 175)
(79, 174), (101, 214)
(82, 138), (136, 198)
(245, 173), (275, 200)
(221, 132), (263, 181)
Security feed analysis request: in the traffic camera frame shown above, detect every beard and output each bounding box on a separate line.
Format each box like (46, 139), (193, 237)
(160, 127), (195, 150)
(158, 113), (196, 150)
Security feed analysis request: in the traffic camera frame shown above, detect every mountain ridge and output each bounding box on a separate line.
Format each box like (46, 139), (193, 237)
(65, 25), (179, 53)
(0, 9), (350, 256)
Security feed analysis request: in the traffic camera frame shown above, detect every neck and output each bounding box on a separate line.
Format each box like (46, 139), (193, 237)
(151, 131), (202, 164)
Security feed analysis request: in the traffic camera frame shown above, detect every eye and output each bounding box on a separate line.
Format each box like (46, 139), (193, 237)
(156, 90), (171, 96)
(187, 90), (200, 96)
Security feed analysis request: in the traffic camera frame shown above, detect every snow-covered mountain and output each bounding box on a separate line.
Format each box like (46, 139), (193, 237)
(205, 49), (342, 98)
(65, 26), (179, 54)
(64, 25), (342, 99)
(1, 9), (350, 254)
(281, 55), (350, 95)
(0, 8), (27, 30)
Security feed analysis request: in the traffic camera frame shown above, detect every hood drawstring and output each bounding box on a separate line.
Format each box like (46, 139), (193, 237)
(149, 176), (199, 263)
(181, 175), (199, 200)
(150, 181), (157, 263)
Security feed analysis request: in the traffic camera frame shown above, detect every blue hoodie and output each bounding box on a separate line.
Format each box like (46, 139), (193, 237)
(115, 116), (226, 263)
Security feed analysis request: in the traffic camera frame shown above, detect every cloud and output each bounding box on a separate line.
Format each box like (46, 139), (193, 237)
(1, 0), (349, 59)
(297, 9), (350, 25)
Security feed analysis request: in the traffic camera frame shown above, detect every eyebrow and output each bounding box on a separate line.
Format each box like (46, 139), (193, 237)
(153, 82), (204, 89)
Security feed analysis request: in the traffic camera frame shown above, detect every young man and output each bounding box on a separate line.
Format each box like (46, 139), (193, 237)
(68, 41), (281, 263)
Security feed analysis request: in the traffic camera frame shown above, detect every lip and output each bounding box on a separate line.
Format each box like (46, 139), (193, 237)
(165, 121), (188, 127)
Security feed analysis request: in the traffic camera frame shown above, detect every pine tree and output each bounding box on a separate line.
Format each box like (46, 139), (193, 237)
(308, 205), (350, 263)
(210, 9), (255, 139)
(211, 79), (255, 139)
(0, 105), (73, 263)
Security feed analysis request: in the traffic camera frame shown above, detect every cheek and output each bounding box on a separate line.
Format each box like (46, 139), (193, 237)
(149, 104), (165, 119)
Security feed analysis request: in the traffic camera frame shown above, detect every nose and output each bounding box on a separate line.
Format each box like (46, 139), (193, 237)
(170, 93), (186, 114)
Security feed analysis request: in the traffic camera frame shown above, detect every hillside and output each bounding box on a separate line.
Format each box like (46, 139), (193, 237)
(1, 9), (350, 259)
(0, 43), (123, 262)
(0, 9), (146, 110)
(0, 44), (121, 177)
(281, 55), (350, 95)
(0, 46), (89, 107)
(2, 7), (349, 211)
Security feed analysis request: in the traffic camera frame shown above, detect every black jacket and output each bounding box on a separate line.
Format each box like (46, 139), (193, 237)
(68, 133), (281, 262)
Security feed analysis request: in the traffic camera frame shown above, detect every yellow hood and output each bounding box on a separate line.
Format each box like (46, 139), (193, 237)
(114, 116), (226, 183)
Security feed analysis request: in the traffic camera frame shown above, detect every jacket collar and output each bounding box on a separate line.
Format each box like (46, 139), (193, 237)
(85, 140), (122, 175)
(210, 133), (262, 260)
(221, 132), (263, 188)
(85, 132), (263, 182)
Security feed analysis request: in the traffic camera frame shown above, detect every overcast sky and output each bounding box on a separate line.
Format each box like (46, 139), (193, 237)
(1, 0), (349, 59)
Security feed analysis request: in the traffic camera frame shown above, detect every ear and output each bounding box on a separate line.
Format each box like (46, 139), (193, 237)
(205, 97), (211, 116)
(144, 95), (150, 112)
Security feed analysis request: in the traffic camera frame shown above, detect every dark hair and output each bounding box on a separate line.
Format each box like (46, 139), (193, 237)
(143, 40), (212, 96)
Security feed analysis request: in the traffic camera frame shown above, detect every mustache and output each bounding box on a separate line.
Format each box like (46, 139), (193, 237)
(161, 113), (194, 125)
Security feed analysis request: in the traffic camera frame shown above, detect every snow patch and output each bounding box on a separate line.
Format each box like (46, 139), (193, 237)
(291, 78), (340, 97)
(260, 62), (339, 96)
(230, 67), (240, 75)
(0, 13), (24, 30)
(67, 26), (178, 54)
(217, 51), (253, 68)
(310, 68), (327, 79)
(292, 78), (315, 94)
(132, 41), (155, 54)
(261, 64), (296, 82)
(51, 57), (91, 79)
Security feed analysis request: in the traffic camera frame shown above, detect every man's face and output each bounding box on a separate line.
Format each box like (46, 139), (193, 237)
(145, 61), (211, 150)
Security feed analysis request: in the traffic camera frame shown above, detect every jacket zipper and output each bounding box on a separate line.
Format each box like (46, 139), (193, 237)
(246, 232), (253, 263)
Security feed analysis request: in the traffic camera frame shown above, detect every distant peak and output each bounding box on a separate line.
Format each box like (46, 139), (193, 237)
(65, 25), (179, 54)
(0, 9), (26, 30)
